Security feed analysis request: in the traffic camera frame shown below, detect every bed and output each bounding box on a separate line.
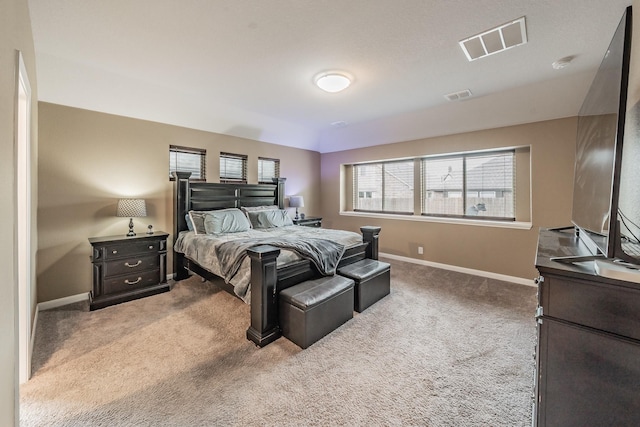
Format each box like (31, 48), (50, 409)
(172, 172), (381, 347)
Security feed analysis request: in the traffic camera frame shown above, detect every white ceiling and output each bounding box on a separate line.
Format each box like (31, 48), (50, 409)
(28, 0), (632, 153)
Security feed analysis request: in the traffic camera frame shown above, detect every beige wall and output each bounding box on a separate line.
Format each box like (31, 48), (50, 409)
(1, 0), (39, 424)
(320, 117), (577, 280)
(37, 103), (320, 302)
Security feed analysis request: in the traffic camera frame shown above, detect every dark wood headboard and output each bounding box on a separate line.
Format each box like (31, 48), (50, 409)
(172, 171), (286, 239)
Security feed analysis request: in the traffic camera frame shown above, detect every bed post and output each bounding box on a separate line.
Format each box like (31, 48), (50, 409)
(274, 177), (286, 209)
(361, 226), (381, 260)
(246, 245), (282, 347)
(173, 171), (192, 281)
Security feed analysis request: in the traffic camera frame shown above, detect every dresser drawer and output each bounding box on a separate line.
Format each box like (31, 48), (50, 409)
(541, 274), (640, 341)
(103, 254), (159, 278)
(103, 269), (160, 295)
(101, 240), (162, 260)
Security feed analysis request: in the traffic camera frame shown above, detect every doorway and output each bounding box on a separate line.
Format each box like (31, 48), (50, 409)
(17, 51), (32, 384)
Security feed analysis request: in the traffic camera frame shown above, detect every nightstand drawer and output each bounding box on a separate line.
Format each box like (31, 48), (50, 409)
(100, 240), (163, 260)
(104, 254), (159, 278)
(104, 269), (160, 295)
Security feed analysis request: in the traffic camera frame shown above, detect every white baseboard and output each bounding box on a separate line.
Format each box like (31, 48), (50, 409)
(379, 252), (535, 287)
(38, 292), (90, 311)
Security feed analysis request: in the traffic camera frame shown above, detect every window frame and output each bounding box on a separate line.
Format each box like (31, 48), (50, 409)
(353, 159), (415, 215)
(258, 157), (280, 184)
(219, 152), (248, 184)
(421, 149), (516, 221)
(169, 145), (206, 181)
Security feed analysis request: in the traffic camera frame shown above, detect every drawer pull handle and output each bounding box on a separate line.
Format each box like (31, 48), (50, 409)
(112, 250), (118, 254)
(125, 260), (142, 268)
(148, 245), (154, 249)
(125, 277), (142, 285)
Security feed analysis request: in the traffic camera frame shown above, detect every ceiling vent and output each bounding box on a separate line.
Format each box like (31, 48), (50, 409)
(459, 17), (527, 61)
(444, 89), (473, 101)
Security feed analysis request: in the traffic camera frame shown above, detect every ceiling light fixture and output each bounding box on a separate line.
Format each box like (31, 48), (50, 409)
(315, 72), (352, 93)
(552, 56), (575, 70)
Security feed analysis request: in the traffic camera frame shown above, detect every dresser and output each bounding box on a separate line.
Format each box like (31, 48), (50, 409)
(89, 232), (170, 310)
(293, 217), (322, 227)
(534, 228), (640, 426)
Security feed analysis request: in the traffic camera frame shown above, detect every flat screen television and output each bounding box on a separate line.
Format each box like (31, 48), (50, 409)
(570, 5), (635, 263)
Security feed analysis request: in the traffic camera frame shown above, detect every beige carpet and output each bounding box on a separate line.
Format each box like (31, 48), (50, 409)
(21, 258), (537, 426)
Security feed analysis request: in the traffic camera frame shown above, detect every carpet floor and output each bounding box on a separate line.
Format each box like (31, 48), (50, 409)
(21, 258), (537, 426)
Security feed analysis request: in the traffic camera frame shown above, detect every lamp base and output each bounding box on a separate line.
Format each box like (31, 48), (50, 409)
(127, 218), (136, 237)
(294, 208), (299, 221)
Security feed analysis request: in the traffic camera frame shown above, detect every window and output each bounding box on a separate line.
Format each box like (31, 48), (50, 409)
(258, 157), (280, 184)
(353, 160), (414, 214)
(169, 145), (206, 181)
(422, 150), (515, 220)
(220, 152), (247, 183)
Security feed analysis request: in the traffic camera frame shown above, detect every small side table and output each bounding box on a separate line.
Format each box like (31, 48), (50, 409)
(293, 217), (322, 228)
(88, 232), (170, 310)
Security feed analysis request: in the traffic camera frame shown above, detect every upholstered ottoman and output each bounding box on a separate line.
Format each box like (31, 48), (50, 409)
(279, 275), (355, 349)
(338, 259), (390, 312)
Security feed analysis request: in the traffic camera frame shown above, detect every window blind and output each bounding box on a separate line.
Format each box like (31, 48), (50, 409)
(169, 145), (206, 181)
(258, 157), (280, 183)
(220, 152), (248, 183)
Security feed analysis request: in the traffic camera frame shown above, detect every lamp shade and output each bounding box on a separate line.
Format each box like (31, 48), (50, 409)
(289, 196), (304, 208)
(117, 199), (147, 218)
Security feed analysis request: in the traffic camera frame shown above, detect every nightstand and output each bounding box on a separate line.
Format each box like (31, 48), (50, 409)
(293, 217), (322, 227)
(88, 232), (170, 310)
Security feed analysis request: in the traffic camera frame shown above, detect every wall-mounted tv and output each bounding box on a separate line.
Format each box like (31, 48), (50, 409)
(570, 5), (635, 263)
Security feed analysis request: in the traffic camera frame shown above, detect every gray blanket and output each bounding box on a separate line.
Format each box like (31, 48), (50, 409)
(215, 237), (345, 283)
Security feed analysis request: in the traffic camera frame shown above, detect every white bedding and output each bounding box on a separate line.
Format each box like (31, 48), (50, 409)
(173, 225), (362, 303)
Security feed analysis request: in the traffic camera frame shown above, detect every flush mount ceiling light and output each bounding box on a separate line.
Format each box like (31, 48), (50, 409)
(459, 16), (528, 61)
(315, 72), (352, 93)
(552, 56), (575, 70)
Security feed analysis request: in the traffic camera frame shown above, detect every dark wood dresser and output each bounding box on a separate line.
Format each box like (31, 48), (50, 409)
(293, 217), (322, 227)
(89, 232), (170, 310)
(534, 228), (640, 426)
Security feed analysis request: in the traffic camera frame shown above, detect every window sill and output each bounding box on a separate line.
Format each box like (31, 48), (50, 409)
(339, 211), (532, 230)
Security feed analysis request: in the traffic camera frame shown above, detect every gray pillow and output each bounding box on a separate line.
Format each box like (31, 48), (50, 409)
(204, 208), (251, 234)
(248, 209), (294, 229)
(188, 211), (209, 235)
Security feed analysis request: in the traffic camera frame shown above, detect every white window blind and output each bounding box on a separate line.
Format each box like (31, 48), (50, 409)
(354, 160), (414, 214)
(258, 157), (280, 183)
(169, 145), (206, 181)
(220, 152), (247, 183)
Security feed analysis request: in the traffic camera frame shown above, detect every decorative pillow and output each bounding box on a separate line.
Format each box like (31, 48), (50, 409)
(240, 205), (279, 228)
(248, 209), (294, 229)
(185, 214), (195, 232)
(204, 208), (252, 235)
(188, 211), (210, 235)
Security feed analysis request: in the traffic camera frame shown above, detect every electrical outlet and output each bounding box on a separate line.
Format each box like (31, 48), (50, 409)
(418, 246), (424, 255)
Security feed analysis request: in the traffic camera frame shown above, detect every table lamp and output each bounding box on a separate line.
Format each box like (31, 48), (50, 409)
(117, 198), (147, 236)
(289, 196), (304, 220)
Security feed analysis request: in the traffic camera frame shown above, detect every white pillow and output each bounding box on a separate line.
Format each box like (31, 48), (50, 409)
(204, 208), (252, 234)
(248, 209), (294, 229)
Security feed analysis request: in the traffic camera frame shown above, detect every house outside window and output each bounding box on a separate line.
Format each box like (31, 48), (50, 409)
(169, 145), (206, 181)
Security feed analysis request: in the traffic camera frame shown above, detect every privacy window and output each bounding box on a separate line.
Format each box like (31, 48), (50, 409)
(169, 145), (206, 181)
(258, 157), (280, 184)
(353, 160), (414, 214)
(220, 152), (247, 183)
(422, 150), (515, 219)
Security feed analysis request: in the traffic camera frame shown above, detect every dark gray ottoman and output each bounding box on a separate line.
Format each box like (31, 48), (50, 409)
(279, 275), (355, 349)
(338, 259), (390, 312)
